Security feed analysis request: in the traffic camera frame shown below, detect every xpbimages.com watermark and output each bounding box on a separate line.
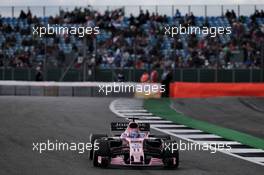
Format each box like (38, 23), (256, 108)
(32, 24), (100, 37)
(32, 139), (232, 154)
(32, 140), (99, 154)
(164, 24), (232, 37)
(98, 82), (165, 96)
(164, 140), (231, 154)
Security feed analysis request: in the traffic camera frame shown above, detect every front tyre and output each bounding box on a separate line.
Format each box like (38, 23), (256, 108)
(163, 150), (179, 169)
(89, 134), (107, 160)
(93, 139), (111, 168)
(163, 140), (179, 169)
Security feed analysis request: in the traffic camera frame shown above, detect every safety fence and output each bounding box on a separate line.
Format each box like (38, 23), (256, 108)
(0, 68), (263, 83)
(0, 5), (263, 17)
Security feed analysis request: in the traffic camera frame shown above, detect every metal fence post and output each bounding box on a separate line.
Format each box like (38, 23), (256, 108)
(173, 68), (176, 81)
(131, 69), (134, 82)
(172, 5), (174, 17)
(44, 38), (47, 81)
(238, 5), (240, 17)
(261, 42), (264, 82)
(215, 68), (218, 82)
(188, 5), (191, 14)
(221, 5), (224, 16)
(2, 68), (4, 80)
(92, 67), (96, 81)
(59, 6), (62, 14)
(123, 6), (125, 15)
(128, 69), (132, 81)
(250, 68), (253, 82)
(205, 5), (207, 18)
(12, 68), (14, 80)
(43, 6), (46, 17)
(2, 67), (5, 80)
(111, 69), (114, 82)
(77, 69), (80, 81)
(61, 68), (64, 81)
(180, 69), (183, 82)
(259, 69), (262, 82)
(83, 61), (86, 82)
(197, 69), (201, 82)
(12, 6), (14, 18)
(232, 69), (235, 82)
(28, 68), (31, 81)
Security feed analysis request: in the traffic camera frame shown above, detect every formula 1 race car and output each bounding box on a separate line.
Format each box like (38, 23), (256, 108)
(89, 118), (179, 168)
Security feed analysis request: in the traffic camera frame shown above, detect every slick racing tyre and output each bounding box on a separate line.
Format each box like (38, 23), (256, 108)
(163, 140), (179, 169)
(89, 134), (107, 160)
(93, 139), (111, 168)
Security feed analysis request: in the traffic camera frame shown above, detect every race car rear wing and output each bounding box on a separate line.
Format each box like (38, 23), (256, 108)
(111, 122), (150, 131)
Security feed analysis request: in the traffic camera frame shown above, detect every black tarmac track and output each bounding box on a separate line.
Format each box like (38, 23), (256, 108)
(0, 96), (263, 175)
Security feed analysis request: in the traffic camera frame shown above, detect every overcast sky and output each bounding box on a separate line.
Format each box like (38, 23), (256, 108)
(0, 0), (264, 6)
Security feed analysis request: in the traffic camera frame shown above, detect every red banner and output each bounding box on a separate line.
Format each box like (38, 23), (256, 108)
(170, 82), (264, 98)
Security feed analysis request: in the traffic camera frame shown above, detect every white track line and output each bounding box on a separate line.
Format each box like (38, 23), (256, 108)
(195, 141), (242, 145)
(122, 113), (154, 116)
(164, 129), (204, 133)
(180, 134), (221, 138)
(116, 110), (148, 112)
(109, 99), (264, 166)
(229, 149), (264, 153)
(151, 124), (186, 128)
(131, 117), (162, 119)
(247, 157), (264, 162)
(153, 126), (264, 166)
(135, 120), (173, 123)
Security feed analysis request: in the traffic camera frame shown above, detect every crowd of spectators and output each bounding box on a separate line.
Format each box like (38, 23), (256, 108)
(0, 6), (263, 70)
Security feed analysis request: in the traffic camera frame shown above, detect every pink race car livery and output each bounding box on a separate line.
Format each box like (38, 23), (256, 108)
(89, 118), (179, 168)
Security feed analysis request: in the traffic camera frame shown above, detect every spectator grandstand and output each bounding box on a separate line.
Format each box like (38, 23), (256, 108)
(0, 6), (263, 71)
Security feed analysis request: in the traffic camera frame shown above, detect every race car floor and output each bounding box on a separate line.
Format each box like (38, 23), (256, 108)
(0, 96), (263, 175)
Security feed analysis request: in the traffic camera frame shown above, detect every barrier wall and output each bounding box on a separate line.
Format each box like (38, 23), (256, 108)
(170, 82), (264, 98)
(0, 81), (161, 97)
(0, 81), (135, 97)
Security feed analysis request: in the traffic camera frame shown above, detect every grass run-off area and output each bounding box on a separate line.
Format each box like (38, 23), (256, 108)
(144, 98), (264, 150)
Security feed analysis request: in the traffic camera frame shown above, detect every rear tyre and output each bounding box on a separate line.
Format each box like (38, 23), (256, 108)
(89, 134), (107, 160)
(93, 139), (111, 168)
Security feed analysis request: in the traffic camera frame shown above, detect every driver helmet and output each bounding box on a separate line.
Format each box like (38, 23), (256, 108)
(128, 122), (140, 138)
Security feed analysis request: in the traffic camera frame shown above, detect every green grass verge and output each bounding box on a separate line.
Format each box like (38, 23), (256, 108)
(144, 98), (264, 150)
